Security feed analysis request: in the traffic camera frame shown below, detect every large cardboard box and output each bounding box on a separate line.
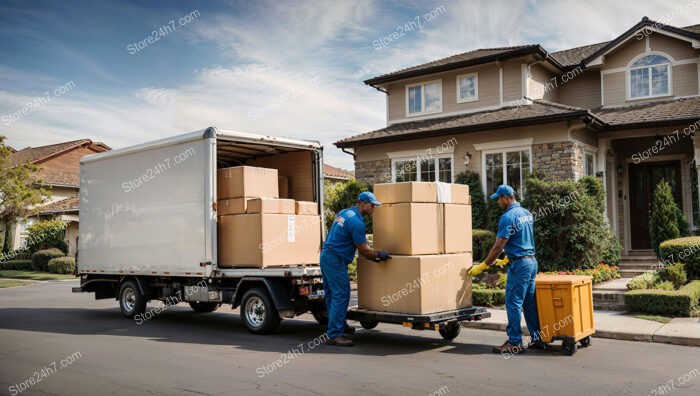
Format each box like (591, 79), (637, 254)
(373, 203), (442, 255)
(295, 201), (318, 215)
(278, 176), (290, 199)
(357, 253), (473, 314)
(246, 198), (295, 214)
(217, 166), (279, 199)
(374, 182), (469, 204)
(218, 198), (248, 216)
(374, 203), (472, 254)
(218, 214), (320, 267)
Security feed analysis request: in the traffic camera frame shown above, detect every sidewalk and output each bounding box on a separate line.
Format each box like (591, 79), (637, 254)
(461, 308), (700, 347)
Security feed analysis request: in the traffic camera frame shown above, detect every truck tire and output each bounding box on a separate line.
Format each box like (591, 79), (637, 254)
(439, 322), (461, 341)
(189, 302), (220, 313)
(119, 280), (146, 319)
(240, 288), (280, 334)
(310, 302), (328, 325)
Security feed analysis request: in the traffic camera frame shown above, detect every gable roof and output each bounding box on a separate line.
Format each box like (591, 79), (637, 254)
(10, 139), (111, 166)
(593, 96), (700, 130)
(324, 163), (354, 180)
(37, 194), (79, 215)
(335, 101), (593, 148)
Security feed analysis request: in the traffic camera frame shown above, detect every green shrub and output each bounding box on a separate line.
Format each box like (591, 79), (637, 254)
(659, 237), (700, 280)
(455, 171), (486, 229)
(0, 260), (33, 271)
(654, 281), (675, 291)
(47, 257), (75, 274)
(624, 280), (700, 317)
(31, 248), (65, 272)
(472, 288), (506, 307)
(348, 257), (357, 282)
(659, 263), (687, 290)
(25, 220), (68, 254)
(496, 273), (508, 289)
(487, 198), (504, 233)
(324, 179), (372, 233)
(472, 229), (496, 262)
(627, 271), (661, 290)
(649, 180), (681, 257)
(541, 263), (620, 284)
(521, 176), (621, 271)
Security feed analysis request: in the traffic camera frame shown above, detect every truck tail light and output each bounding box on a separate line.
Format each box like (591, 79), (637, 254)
(298, 286), (310, 296)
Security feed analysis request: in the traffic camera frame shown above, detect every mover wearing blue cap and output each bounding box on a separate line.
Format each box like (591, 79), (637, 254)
(469, 184), (541, 355)
(320, 191), (391, 347)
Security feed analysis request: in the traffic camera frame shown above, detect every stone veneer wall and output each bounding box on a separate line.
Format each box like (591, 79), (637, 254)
(355, 158), (392, 186)
(532, 142), (577, 180)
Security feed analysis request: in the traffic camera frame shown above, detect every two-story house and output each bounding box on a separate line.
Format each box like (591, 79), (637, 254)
(8, 139), (111, 257)
(336, 17), (700, 258)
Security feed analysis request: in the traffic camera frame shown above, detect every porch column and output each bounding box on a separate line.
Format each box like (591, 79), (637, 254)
(597, 138), (611, 221)
(694, 134), (700, 229)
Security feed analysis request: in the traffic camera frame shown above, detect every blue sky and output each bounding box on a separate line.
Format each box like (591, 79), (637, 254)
(1, 0), (698, 169)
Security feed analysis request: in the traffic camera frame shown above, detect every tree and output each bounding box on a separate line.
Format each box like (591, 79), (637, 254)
(454, 171), (486, 229)
(649, 179), (680, 258)
(25, 219), (68, 254)
(0, 136), (51, 253)
(323, 179), (372, 233)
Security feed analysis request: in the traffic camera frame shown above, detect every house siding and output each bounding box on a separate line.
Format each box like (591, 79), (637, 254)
(602, 72), (627, 106)
(558, 71), (601, 109)
(649, 33), (698, 62)
(528, 64), (558, 102)
(673, 63), (699, 97)
(502, 60), (523, 103)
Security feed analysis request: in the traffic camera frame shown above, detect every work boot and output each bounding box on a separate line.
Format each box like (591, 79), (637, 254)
(344, 323), (356, 335)
(326, 336), (354, 347)
(527, 341), (544, 350)
(492, 341), (525, 354)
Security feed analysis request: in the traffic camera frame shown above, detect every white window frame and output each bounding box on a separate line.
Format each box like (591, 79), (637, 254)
(390, 154), (454, 183)
(456, 73), (479, 103)
(405, 79), (442, 117)
(479, 145), (533, 198)
(626, 52), (674, 101)
(584, 151), (597, 177)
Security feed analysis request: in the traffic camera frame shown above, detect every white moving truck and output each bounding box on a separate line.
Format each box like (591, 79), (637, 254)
(73, 127), (328, 334)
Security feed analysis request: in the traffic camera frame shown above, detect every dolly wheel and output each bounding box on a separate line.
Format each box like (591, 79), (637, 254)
(360, 320), (378, 330)
(562, 340), (578, 356)
(580, 336), (591, 348)
(439, 322), (461, 341)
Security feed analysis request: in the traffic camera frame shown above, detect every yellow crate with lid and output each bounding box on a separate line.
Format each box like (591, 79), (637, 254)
(535, 274), (595, 355)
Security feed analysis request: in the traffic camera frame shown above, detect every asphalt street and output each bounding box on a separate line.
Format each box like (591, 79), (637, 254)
(1, 281), (698, 396)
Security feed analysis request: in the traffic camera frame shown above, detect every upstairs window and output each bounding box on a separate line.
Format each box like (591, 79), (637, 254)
(406, 81), (442, 116)
(457, 73), (478, 102)
(629, 54), (671, 99)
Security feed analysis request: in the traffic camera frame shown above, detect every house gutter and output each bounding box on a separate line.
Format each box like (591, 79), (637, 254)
(341, 147), (356, 159)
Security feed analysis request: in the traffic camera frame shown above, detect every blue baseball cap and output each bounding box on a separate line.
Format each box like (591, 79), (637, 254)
(358, 191), (382, 206)
(490, 185), (515, 200)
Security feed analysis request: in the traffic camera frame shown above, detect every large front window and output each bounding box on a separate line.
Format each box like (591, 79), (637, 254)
(629, 55), (671, 99)
(407, 81), (442, 116)
(485, 150), (531, 198)
(393, 156), (452, 182)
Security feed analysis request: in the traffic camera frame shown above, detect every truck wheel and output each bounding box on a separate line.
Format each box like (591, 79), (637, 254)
(240, 288), (280, 334)
(189, 302), (220, 313)
(439, 322), (461, 341)
(119, 280), (146, 319)
(310, 302), (328, 325)
(360, 320), (378, 330)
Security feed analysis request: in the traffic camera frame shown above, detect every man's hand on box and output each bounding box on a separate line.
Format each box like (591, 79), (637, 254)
(374, 251), (391, 262)
(467, 262), (489, 277)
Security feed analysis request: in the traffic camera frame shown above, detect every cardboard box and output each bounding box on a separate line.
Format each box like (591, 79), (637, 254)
(278, 176), (290, 199)
(218, 214), (320, 267)
(218, 198), (248, 216)
(217, 166), (279, 199)
(373, 203), (472, 255)
(373, 182), (469, 204)
(295, 201), (318, 215)
(246, 198), (295, 214)
(373, 203), (442, 255)
(357, 253), (473, 314)
(444, 204), (472, 253)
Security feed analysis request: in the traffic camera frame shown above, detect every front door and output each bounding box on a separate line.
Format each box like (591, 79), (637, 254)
(628, 161), (682, 250)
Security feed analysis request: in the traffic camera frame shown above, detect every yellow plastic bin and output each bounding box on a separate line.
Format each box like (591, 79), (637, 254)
(535, 275), (595, 356)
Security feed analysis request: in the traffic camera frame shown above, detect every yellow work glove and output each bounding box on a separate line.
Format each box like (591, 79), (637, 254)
(468, 262), (489, 277)
(493, 256), (510, 268)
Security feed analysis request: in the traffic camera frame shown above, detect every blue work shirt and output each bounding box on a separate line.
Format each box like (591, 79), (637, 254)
(323, 206), (367, 264)
(496, 202), (536, 259)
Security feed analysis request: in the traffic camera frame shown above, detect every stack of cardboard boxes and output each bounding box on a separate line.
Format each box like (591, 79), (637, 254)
(217, 166), (321, 267)
(358, 182), (473, 314)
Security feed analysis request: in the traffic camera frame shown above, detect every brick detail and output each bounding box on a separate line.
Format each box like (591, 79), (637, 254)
(532, 142), (577, 180)
(355, 159), (392, 185)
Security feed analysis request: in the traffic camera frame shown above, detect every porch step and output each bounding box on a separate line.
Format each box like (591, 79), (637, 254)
(592, 279), (628, 311)
(626, 250), (654, 256)
(618, 255), (660, 278)
(619, 269), (651, 277)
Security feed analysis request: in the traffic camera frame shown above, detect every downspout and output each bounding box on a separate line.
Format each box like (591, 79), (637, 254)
(341, 147), (356, 159)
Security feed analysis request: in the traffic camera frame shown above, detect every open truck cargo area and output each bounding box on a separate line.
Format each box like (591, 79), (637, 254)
(73, 127), (328, 334)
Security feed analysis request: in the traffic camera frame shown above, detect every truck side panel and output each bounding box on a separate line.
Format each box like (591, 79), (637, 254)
(79, 138), (210, 276)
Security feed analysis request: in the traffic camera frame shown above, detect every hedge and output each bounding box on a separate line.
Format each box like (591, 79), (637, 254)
(472, 229), (496, 262)
(48, 257), (76, 274)
(0, 260), (33, 271)
(624, 280), (700, 317)
(31, 248), (65, 272)
(659, 237), (700, 280)
(472, 288), (506, 307)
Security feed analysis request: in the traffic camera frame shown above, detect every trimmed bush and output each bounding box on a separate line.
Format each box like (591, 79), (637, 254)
(655, 281), (675, 291)
(48, 257), (75, 274)
(472, 229), (496, 262)
(487, 198), (504, 233)
(455, 171), (486, 229)
(649, 180), (680, 257)
(624, 280), (700, 317)
(541, 263), (620, 285)
(659, 263), (687, 290)
(25, 220), (68, 254)
(31, 248), (65, 272)
(627, 271), (661, 290)
(472, 288), (506, 307)
(659, 237), (700, 280)
(0, 260), (33, 271)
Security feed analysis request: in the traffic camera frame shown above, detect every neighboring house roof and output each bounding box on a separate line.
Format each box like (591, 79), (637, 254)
(336, 101), (593, 148)
(593, 97), (700, 130)
(36, 194), (79, 215)
(324, 163), (354, 180)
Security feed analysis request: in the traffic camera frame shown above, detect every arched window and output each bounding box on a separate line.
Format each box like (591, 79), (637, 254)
(629, 54), (671, 99)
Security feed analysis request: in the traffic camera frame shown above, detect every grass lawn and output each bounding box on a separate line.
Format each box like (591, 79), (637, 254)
(0, 279), (37, 288)
(633, 314), (673, 324)
(0, 270), (76, 281)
